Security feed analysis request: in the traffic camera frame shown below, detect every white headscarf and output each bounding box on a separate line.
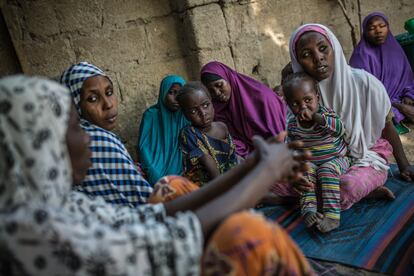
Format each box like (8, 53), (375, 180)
(0, 76), (202, 275)
(289, 24), (391, 170)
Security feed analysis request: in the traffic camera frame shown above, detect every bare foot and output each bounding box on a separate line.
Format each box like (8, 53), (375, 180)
(303, 211), (323, 228)
(365, 186), (395, 200)
(316, 217), (340, 232)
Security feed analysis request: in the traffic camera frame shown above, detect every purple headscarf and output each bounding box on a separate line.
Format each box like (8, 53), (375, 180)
(200, 61), (286, 157)
(350, 12), (414, 123)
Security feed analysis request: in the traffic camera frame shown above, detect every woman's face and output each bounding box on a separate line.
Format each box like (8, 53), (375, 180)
(296, 31), (334, 81)
(164, 83), (182, 112)
(66, 104), (92, 185)
(205, 78), (232, 102)
(79, 75), (118, 130)
(366, 16), (388, 46)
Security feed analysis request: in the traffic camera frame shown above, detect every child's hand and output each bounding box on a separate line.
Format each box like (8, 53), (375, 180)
(298, 108), (314, 122)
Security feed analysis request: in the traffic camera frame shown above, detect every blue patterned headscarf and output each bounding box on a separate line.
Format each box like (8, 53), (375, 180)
(60, 62), (152, 206)
(137, 75), (188, 184)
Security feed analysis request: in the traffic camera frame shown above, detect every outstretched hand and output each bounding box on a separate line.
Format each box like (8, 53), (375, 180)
(252, 136), (310, 183)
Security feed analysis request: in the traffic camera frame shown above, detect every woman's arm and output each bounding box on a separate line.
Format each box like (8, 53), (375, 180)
(163, 153), (258, 216)
(163, 132), (290, 216)
(382, 120), (414, 181)
(194, 137), (306, 237)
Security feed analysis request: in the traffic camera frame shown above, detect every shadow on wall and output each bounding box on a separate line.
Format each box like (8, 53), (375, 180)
(0, 8), (22, 76)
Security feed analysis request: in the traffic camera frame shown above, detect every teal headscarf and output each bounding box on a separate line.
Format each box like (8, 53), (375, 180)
(137, 75), (188, 185)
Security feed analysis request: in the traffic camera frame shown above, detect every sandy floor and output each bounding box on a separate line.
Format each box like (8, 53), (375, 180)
(397, 128), (414, 163)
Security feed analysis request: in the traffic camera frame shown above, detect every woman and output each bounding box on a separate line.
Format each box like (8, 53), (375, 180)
(0, 75), (313, 275)
(60, 62), (153, 207)
(350, 12), (414, 127)
(273, 24), (414, 209)
(138, 75), (189, 185)
(200, 61), (286, 158)
(295, 24), (414, 201)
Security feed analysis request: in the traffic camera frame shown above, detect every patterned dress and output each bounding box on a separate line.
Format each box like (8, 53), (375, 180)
(0, 76), (203, 275)
(180, 125), (237, 185)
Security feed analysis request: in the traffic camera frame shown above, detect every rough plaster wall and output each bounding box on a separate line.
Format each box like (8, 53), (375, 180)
(0, 0), (191, 158)
(0, 9), (21, 75)
(1, 0), (413, 159)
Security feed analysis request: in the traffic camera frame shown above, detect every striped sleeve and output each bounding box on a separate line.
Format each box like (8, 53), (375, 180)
(320, 109), (344, 137)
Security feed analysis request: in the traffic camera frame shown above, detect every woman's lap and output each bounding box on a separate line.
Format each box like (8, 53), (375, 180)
(270, 138), (393, 210)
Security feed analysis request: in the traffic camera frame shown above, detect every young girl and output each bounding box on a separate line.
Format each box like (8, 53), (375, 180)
(284, 72), (351, 232)
(177, 81), (237, 186)
(137, 75), (189, 185)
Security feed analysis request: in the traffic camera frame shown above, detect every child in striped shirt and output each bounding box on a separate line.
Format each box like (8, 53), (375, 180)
(284, 72), (351, 233)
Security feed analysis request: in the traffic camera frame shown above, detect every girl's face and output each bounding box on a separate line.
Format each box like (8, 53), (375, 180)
(181, 89), (214, 131)
(80, 75), (118, 131)
(285, 79), (319, 116)
(296, 31), (334, 81)
(66, 104), (92, 185)
(164, 83), (182, 112)
(366, 16), (388, 46)
(205, 78), (232, 102)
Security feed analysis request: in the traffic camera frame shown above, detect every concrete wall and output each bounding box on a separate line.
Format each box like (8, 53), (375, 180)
(1, 0), (413, 158)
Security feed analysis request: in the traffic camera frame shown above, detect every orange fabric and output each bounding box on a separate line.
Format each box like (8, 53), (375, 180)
(148, 175), (199, 203)
(202, 212), (314, 276)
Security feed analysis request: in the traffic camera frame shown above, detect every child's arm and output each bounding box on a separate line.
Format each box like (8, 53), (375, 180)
(200, 154), (221, 179)
(313, 111), (344, 137)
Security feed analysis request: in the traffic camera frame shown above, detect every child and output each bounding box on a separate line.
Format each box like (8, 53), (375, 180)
(284, 72), (351, 233)
(176, 81), (237, 186)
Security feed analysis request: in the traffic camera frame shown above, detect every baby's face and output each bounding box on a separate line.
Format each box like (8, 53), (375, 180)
(286, 79), (319, 116)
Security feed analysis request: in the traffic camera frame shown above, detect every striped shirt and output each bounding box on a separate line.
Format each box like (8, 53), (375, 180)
(287, 105), (348, 165)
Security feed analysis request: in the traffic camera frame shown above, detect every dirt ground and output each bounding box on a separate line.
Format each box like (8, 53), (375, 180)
(397, 128), (414, 163)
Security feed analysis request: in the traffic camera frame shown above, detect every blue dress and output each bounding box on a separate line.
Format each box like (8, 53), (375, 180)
(180, 125), (237, 185)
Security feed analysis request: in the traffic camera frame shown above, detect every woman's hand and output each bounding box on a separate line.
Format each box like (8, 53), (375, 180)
(402, 97), (414, 106)
(252, 136), (310, 182)
(292, 176), (314, 194)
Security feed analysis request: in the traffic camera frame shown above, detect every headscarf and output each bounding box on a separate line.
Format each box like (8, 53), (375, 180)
(61, 62), (153, 206)
(349, 12), (414, 123)
(200, 61), (286, 157)
(137, 75), (189, 185)
(0, 75), (203, 275)
(289, 24), (391, 170)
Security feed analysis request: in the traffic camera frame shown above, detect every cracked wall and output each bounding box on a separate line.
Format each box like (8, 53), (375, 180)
(1, 0), (413, 158)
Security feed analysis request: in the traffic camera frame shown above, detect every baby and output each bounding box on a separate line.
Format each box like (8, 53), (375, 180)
(176, 81), (237, 186)
(284, 72), (351, 232)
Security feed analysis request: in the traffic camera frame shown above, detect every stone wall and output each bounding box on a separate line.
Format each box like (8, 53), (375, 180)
(1, 0), (413, 158)
(0, 9), (21, 75)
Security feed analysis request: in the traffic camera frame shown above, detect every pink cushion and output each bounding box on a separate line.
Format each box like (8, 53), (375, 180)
(270, 138), (393, 210)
